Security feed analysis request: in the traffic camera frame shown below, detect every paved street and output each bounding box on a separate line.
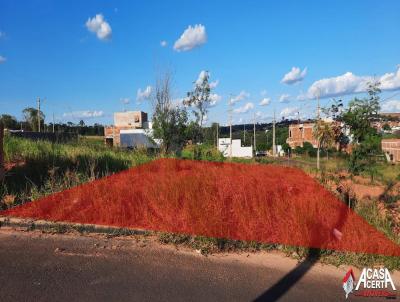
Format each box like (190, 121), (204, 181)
(0, 228), (397, 302)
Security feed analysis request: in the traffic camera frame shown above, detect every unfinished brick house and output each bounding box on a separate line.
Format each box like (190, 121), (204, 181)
(104, 111), (149, 147)
(286, 123), (318, 148)
(382, 139), (400, 163)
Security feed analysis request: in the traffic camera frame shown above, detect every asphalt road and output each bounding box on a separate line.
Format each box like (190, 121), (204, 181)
(0, 228), (397, 302)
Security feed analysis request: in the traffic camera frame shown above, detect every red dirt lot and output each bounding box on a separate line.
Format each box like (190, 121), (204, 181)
(1, 158), (399, 256)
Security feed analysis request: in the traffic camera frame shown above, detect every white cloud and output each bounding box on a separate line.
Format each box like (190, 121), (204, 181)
(281, 67), (307, 85)
(299, 65), (400, 100)
(210, 79), (219, 89)
(63, 110), (104, 119)
(380, 67), (400, 91)
(121, 97), (130, 105)
(279, 94), (290, 103)
(86, 14), (112, 41)
(174, 24), (207, 52)
(136, 86), (152, 102)
(229, 90), (250, 104)
(260, 89), (268, 96)
(234, 102), (254, 113)
(254, 111), (272, 122)
(195, 70), (208, 85)
(195, 70), (219, 88)
(280, 107), (299, 119)
(0, 55), (6, 63)
(160, 40), (167, 47)
(209, 93), (221, 107)
(259, 98), (271, 106)
(382, 100), (400, 112)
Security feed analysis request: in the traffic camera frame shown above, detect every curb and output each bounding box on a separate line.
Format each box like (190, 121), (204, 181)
(0, 216), (151, 236)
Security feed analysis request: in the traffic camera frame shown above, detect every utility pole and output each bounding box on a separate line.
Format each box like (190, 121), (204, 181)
(243, 124), (246, 143)
(316, 89), (321, 170)
(272, 109), (276, 157)
(229, 95), (233, 159)
(253, 113), (256, 155)
(52, 113), (55, 133)
(215, 122), (219, 149)
(37, 97), (41, 133)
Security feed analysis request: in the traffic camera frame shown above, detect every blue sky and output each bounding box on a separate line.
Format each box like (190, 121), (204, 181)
(0, 0), (400, 125)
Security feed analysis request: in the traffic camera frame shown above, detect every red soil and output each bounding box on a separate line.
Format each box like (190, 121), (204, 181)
(2, 158), (399, 256)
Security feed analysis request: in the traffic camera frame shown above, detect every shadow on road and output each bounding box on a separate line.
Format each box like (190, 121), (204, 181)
(254, 197), (350, 302)
(254, 248), (320, 302)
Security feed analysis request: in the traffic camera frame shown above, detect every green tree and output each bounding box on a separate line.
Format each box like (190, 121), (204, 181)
(342, 81), (382, 178)
(314, 120), (335, 160)
(342, 81), (380, 143)
(0, 114), (18, 129)
(22, 107), (45, 131)
(152, 72), (188, 154)
(184, 71), (212, 140)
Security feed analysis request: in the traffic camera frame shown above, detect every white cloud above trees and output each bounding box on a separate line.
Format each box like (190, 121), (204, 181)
(136, 86), (152, 102)
(281, 67), (307, 85)
(234, 102), (254, 113)
(174, 24), (207, 51)
(259, 98), (271, 106)
(298, 65), (400, 100)
(86, 14), (112, 41)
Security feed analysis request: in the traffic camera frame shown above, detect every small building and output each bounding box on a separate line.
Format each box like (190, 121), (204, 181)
(286, 123), (318, 149)
(218, 138), (253, 158)
(104, 111), (158, 149)
(382, 139), (400, 163)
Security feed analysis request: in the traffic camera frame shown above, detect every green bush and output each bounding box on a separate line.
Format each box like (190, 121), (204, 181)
(181, 144), (224, 162)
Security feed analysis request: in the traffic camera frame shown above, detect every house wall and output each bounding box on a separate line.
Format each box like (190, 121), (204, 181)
(218, 138), (253, 158)
(105, 111), (149, 147)
(286, 123), (318, 148)
(382, 139), (400, 163)
(114, 111), (148, 128)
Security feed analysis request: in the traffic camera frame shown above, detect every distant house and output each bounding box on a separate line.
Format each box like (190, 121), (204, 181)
(218, 138), (253, 158)
(104, 111), (158, 149)
(382, 139), (400, 163)
(286, 122), (318, 149)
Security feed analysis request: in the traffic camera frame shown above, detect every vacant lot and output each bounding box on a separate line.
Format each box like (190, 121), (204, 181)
(2, 158), (399, 257)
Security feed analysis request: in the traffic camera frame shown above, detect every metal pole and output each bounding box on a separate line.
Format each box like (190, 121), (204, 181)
(253, 113), (256, 155)
(37, 97), (41, 133)
(317, 91), (320, 170)
(229, 96), (233, 159)
(272, 109), (276, 157)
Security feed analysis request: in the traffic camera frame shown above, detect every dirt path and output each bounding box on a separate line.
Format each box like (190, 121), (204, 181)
(0, 228), (398, 302)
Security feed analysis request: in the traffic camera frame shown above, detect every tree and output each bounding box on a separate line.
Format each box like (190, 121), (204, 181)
(342, 81), (381, 143)
(184, 71), (212, 139)
(341, 81), (382, 177)
(79, 120), (85, 127)
(313, 120), (335, 160)
(152, 72), (189, 154)
(0, 114), (18, 129)
(22, 107), (45, 131)
(382, 123), (391, 131)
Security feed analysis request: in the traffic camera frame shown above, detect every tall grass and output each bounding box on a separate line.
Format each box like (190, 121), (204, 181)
(1, 136), (152, 207)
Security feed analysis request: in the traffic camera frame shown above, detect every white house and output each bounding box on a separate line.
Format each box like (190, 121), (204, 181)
(218, 138), (253, 158)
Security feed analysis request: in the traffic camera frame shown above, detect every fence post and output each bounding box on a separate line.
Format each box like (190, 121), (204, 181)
(0, 123), (4, 181)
